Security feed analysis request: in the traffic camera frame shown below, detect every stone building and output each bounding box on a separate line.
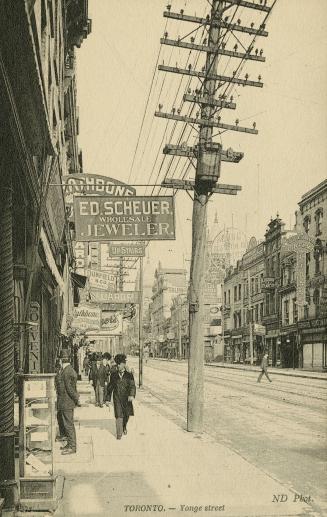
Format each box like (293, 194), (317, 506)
(170, 294), (189, 359)
(294, 179), (327, 370)
(223, 238), (265, 364)
(150, 263), (187, 357)
(0, 0), (90, 505)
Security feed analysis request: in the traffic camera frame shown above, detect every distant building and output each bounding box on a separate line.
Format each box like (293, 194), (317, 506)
(223, 237), (265, 364)
(150, 263), (187, 357)
(294, 180), (327, 370)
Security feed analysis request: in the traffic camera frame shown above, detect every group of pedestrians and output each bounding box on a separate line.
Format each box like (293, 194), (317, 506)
(55, 349), (136, 452)
(85, 351), (136, 439)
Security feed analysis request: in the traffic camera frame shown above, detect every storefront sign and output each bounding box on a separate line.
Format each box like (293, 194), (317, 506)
(253, 323), (266, 336)
(86, 269), (116, 291)
(28, 302), (41, 373)
(90, 290), (140, 304)
(64, 174), (136, 219)
(297, 317), (327, 330)
(72, 306), (101, 330)
(108, 243), (146, 257)
(101, 311), (123, 334)
(74, 195), (176, 241)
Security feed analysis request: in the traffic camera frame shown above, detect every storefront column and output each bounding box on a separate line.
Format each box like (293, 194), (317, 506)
(0, 175), (18, 508)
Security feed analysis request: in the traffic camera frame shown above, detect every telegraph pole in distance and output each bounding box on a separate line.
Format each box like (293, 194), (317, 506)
(138, 257), (144, 388)
(156, 0), (275, 432)
(248, 269), (254, 365)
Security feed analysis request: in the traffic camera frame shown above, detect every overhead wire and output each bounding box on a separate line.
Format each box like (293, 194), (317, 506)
(127, 17), (169, 184)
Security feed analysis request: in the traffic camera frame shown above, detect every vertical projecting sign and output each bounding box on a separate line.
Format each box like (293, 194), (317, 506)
(28, 302), (41, 373)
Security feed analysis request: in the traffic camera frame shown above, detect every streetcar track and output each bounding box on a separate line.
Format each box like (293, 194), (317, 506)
(145, 361), (327, 412)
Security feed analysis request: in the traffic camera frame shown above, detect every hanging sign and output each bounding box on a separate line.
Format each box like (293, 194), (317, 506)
(108, 243), (146, 257)
(86, 269), (116, 291)
(64, 174), (136, 219)
(101, 311), (123, 334)
(28, 302), (41, 374)
(71, 305), (101, 330)
(90, 290), (140, 304)
(73, 195), (175, 241)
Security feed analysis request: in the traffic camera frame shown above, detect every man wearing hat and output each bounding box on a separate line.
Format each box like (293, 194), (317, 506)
(56, 349), (80, 454)
(89, 353), (108, 407)
(105, 354), (136, 439)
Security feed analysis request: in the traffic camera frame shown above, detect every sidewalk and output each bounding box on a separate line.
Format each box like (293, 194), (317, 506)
(153, 358), (327, 381)
(51, 380), (323, 517)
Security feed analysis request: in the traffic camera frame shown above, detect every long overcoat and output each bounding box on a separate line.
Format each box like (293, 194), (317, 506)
(106, 370), (136, 418)
(56, 364), (79, 411)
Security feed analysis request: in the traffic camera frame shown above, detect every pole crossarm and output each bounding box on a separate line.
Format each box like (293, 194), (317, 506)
(155, 111), (258, 135)
(183, 93), (236, 109)
(160, 38), (266, 62)
(158, 65), (263, 88)
(162, 178), (242, 196)
(224, 0), (272, 14)
(163, 12), (269, 37)
(163, 144), (244, 163)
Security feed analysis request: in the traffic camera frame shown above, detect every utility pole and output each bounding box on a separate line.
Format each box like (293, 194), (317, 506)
(248, 269), (254, 365)
(138, 257), (144, 388)
(156, 0), (275, 432)
(178, 296), (182, 360)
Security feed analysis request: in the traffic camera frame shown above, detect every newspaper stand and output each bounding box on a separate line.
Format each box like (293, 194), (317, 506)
(18, 374), (57, 512)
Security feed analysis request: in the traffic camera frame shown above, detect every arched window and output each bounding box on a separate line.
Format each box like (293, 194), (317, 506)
(303, 215), (311, 233)
(315, 208), (323, 236)
(313, 288), (320, 317)
(314, 239), (323, 275)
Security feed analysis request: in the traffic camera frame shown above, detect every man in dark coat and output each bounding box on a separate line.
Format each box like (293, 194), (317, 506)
(257, 352), (272, 383)
(105, 354), (136, 439)
(56, 349), (80, 454)
(89, 354), (108, 407)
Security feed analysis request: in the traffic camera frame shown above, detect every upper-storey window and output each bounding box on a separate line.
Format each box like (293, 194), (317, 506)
(303, 215), (311, 234)
(315, 208), (323, 236)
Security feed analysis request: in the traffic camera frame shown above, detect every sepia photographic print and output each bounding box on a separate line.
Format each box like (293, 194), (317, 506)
(0, 1), (326, 516)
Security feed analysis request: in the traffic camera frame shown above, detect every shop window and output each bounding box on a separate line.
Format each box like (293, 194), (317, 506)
(315, 208), (323, 236)
(303, 215), (311, 233)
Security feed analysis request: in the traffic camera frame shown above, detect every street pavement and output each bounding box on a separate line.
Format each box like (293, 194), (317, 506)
(134, 358), (327, 515)
(51, 367), (326, 517)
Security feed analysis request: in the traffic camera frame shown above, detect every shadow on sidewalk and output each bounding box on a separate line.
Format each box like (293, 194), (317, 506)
(77, 417), (117, 438)
(55, 470), (163, 517)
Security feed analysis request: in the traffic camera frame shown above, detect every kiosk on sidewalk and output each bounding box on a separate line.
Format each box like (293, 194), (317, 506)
(18, 373), (57, 512)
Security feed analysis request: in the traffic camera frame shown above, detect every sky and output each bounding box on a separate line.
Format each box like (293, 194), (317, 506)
(76, 0), (327, 282)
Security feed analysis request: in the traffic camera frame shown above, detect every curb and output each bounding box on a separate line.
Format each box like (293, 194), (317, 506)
(150, 357), (327, 381)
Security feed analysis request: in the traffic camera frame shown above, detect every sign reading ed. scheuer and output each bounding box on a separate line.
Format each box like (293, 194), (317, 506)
(73, 195), (175, 241)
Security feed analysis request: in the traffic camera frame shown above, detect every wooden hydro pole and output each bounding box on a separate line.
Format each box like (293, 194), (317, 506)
(156, 0), (273, 432)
